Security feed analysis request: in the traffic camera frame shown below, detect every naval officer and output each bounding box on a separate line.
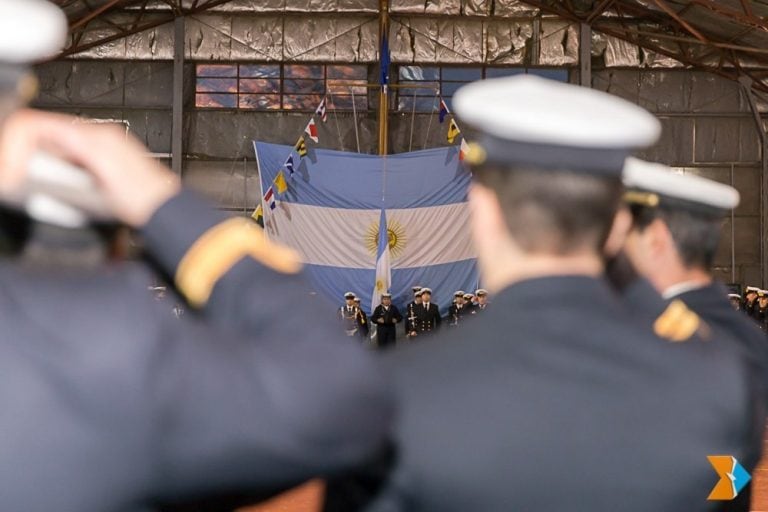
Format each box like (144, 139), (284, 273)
(325, 75), (756, 512)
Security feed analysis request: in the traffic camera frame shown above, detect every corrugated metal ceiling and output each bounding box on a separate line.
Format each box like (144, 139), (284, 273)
(46, 0), (768, 90)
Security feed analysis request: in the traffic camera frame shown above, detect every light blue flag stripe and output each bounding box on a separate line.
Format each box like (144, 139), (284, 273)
(255, 141), (470, 209)
(255, 140), (478, 315)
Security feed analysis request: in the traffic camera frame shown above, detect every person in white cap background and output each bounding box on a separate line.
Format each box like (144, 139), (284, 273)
(370, 292), (403, 348)
(0, 2), (394, 511)
(473, 288), (489, 312)
(447, 290), (466, 326)
(756, 290), (768, 333)
(403, 286), (422, 338)
(729, 293), (743, 311)
(620, 158), (768, 511)
(461, 292), (475, 314)
(325, 75), (756, 512)
(745, 286), (761, 318)
(412, 287), (440, 336)
(353, 296), (370, 340)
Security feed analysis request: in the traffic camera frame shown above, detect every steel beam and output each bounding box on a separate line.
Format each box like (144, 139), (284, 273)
(171, 16), (184, 175)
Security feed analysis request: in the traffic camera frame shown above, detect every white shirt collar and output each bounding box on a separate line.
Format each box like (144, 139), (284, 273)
(662, 281), (708, 300)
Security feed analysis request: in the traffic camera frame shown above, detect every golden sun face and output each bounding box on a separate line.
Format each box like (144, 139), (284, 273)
(365, 218), (407, 258)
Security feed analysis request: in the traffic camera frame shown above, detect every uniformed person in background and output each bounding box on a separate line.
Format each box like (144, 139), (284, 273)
(447, 290), (465, 327)
(404, 288), (422, 338)
(462, 293), (475, 314)
(353, 296), (370, 340)
(473, 289), (489, 313)
(0, 3), (393, 508)
(326, 75), (757, 512)
(370, 293), (403, 348)
(413, 287), (440, 335)
(757, 291), (768, 333)
(729, 293), (743, 311)
(620, 158), (768, 510)
(339, 291), (360, 337)
(745, 286), (760, 317)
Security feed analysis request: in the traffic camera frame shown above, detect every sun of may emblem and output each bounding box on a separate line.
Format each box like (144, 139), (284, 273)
(365, 218), (407, 258)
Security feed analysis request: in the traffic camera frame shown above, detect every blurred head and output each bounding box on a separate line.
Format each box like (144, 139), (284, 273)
(453, 76), (659, 293)
(471, 165), (624, 257)
(624, 202), (722, 286)
(382, 295), (392, 306)
(621, 160), (737, 294)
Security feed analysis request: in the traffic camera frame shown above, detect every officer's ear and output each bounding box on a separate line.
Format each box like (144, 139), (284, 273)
(604, 207), (632, 258)
(645, 217), (675, 258)
(469, 182), (504, 235)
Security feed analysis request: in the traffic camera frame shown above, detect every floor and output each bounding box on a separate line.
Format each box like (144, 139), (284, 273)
(754, 436), (768, 511)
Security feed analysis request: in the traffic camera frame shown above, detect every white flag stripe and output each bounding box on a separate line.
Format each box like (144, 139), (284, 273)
(266, 202), (476, 269)
(387, 205), (475, 268)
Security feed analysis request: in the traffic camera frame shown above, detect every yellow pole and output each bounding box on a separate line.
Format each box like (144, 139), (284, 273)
(378, 0), (389, 156)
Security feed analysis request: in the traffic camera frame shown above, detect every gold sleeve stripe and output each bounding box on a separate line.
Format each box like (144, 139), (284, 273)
(653, 300), (701, 342)
(623, 191), (660, 207)
(176, 218), (302, 307)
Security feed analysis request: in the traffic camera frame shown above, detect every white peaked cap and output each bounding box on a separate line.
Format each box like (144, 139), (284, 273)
(0, 0), (67, 63)
(623, 157), (740, 211)
(452, 75), (661, 175)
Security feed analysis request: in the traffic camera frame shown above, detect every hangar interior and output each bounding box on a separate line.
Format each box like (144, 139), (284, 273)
(32, 1), (768, 509)
(39, 0), (768, 291)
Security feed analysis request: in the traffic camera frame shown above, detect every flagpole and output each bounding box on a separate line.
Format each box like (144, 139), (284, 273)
(378, 0), (389, 156)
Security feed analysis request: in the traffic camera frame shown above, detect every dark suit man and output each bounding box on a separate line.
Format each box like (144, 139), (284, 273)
(370, 293), (403, 348)
(413, 288), (440, 335)
(447, 291), (466, 327)
(326, 76), (757, 511)
(0, 108), (393, 512)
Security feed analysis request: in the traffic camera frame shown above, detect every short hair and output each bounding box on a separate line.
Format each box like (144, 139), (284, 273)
(473, 166), (623, 255)
(629, 203), (722, 270)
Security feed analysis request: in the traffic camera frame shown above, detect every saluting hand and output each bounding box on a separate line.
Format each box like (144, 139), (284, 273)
(0, 109), (180, 228)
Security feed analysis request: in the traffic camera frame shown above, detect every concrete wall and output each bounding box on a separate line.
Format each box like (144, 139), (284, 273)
(32, 60), (764, 284)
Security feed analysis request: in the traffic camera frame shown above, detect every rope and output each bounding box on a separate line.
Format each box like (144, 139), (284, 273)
(422, 90), (439, 150)
(327, 91), (347, 151)
(408, 89), (417, 152)
(351, 87), (361, 153)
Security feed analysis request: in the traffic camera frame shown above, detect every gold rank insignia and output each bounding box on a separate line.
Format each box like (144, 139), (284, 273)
(176, 218), (302, 307)
(653, 300), (708, 342)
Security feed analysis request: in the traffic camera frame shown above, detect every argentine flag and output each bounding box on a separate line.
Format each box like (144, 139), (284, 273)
(372, 209), (391, 313)
(254, 142), (478, 315)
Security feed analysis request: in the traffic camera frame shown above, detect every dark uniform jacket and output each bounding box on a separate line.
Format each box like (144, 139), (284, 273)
(674, 283), (768, 511)
(0, 189), (393, 512)
(403, 301), (419, 335)
(446, 303), (467, 326)
(339, 305), (369, 340)
(328, 276), (756, 512)
(371, 304), (403, 349)
(371, 305), (403, 331)
(413, 302), (440, 335)
(357, 308), (370, 339)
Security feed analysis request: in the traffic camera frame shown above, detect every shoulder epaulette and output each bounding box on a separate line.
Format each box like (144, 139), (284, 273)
(176, 218), (302, 307)
(653, 299), (705, 342)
